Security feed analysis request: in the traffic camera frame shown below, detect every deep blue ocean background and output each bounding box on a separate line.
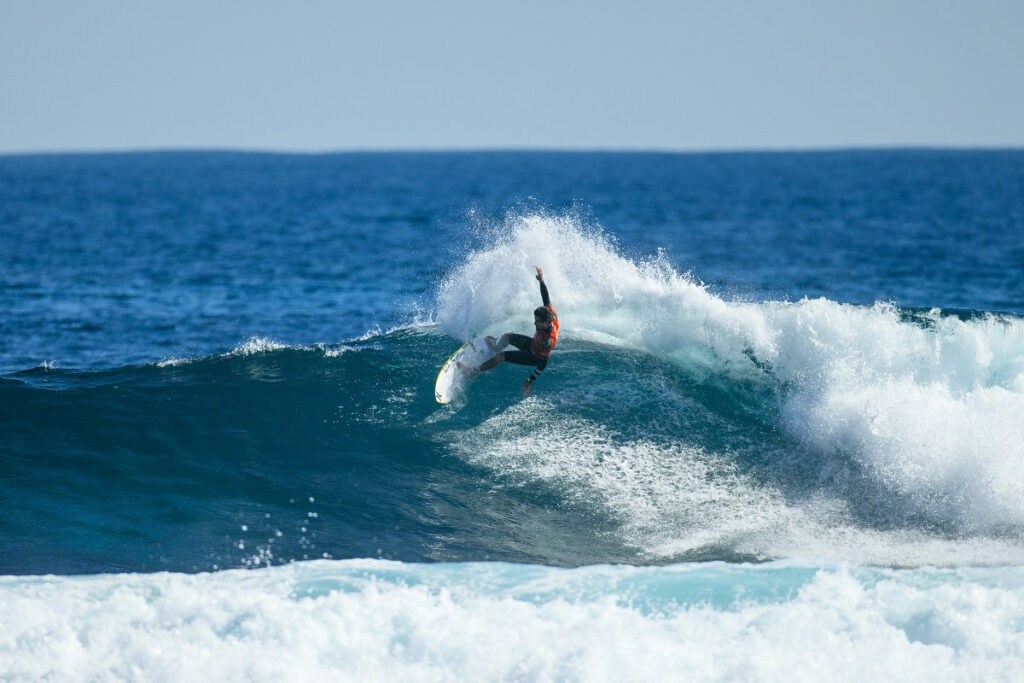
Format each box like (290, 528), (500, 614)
(3, 150), (1024, 679)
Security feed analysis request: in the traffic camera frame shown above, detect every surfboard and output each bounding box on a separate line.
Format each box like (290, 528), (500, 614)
(434, 336), (497, 404)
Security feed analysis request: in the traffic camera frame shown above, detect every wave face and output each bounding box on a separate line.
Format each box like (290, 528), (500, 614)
(4, 559), (1024, 682)
(5, 217), (1024, 574)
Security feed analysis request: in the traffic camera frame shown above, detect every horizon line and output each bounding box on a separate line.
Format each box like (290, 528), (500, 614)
(3, 143), (1024, 158)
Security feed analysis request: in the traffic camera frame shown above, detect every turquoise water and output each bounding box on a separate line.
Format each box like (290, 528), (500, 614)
(2, 150), (1024, 679)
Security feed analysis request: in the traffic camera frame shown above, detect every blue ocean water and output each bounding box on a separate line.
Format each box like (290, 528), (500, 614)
(2, 150), (1024, 679)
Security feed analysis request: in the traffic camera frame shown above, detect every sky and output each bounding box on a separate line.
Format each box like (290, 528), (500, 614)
(2, 0), (1023, 153)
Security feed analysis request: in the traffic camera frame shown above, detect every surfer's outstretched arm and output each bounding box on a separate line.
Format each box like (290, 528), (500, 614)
(536, 267), (551, 307)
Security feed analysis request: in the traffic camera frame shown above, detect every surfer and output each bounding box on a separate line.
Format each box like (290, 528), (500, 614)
(461, 266), (559, 396)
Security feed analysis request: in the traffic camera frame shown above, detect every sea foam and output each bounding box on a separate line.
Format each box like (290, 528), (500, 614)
(3, 560), (1024, 682)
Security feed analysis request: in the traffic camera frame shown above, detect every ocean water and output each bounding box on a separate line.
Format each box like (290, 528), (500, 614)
(2, 150), (1024, 680)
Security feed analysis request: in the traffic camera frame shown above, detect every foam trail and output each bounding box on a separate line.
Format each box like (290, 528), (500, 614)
(445, 401), (1024, 565)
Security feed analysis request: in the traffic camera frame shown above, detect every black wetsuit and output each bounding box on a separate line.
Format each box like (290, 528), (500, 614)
(502, 280), (558, 384)
(500, 334), (539, 366)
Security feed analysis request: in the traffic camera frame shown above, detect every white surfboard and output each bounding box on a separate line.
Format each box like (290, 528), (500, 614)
(434, 336), (497, 404)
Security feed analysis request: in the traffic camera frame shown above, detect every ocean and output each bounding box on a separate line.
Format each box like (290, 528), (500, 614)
(2, 150), (1023, 680)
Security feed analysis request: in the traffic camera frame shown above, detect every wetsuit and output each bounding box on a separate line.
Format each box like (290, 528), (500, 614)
(500, 280), (559, 385)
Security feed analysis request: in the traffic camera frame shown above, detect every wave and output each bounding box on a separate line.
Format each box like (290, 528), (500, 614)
(4, 559), (1024, 681)
(435, 214), (1024, 559)
(4, 216), (1024, 571)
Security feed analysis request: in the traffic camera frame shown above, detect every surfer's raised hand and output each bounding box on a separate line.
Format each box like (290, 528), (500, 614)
(535, 267), (544, 282)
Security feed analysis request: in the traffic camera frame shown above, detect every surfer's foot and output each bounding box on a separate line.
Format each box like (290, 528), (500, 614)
(487, 335), (508, 352)
(457, 362), (478, 378)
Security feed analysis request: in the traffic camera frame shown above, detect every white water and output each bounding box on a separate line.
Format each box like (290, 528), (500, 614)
(437, 214), (1024, 561)
(3, 560), (1024, 682)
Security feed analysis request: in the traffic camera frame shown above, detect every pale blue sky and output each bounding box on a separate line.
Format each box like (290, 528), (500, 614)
(2, 0), (1022, 153)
